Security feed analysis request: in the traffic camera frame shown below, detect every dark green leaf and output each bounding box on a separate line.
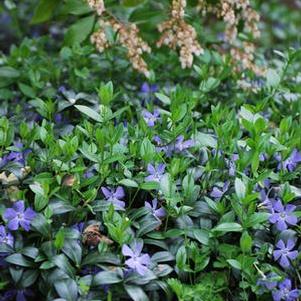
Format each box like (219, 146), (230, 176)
(31, 0), (60, 24)
(92, 269), (123, 286)
(54, 279), (78, 301)
(64, 16), (95, 45)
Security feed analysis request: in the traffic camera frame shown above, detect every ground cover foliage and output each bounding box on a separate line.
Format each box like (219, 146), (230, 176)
(0, 1), (301, 300)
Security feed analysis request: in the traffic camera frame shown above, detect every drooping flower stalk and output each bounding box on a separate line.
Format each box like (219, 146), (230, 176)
(157, 0), (204, 69)
(197, 0), (262, 75)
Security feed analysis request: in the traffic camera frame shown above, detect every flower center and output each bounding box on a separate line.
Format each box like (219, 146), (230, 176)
(17, 213), (24, 220)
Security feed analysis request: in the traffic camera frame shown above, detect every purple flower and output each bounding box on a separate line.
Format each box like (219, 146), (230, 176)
(276, 149), (301, 172)
(54, 113), (68, 124)
(273, 239), (298, 268)
(5, 143), (31, 166)
(259, 190), (275, 211)
(72, 222), (85, 234)
(101, 186), (125, 209)
(153, 136), (169, 154)
(81, 265), (102, 276)
(83, 166), (96, 179)
(210, 181), (229, 199)
(141, 83), (158, 94)
(269, 200), (297, 231)
(257, 272), (278, 290)
(3, 201), (36, 231)
(0, 290), (15, 301)
(174, 135), (194, 153)
(282, 149), (301, 172)
(58, 85), (66, 93)
(142, 109), (160, 127)
(226, 154), (239, 176)
(145, 164), (166, 182)
(145, 199), (166, 220)
(0, 157), (9, 169)
(272, 278), (299, 301)
(0, 289), (33, 301)
(0, 226), (14, 247)
(122, 241), (151, 276)
(259, 153), (268, 162)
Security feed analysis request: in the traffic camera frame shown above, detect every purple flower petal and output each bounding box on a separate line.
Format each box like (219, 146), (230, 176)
(133, 241), (143, 256)
(210, 187), (224, 198)
(101, 187), (112, 199)
(273, 250), (282, 261)
(7, 218), (19, 231)
(3, 208), (17, 220)
(279, 278), (291, 290)
(114, 187), (125, 199)
(147, 164), (156, 175)
(145, 201), (152, 210)
(286, 204), (296, 213)
(155, 208), (166, 218)
(157, 164), (166, 174)
(276, 240), (286, 249)
(19, 220), (31, 232)
(24, 208), (36, 220)
(135, 263), (148, 276)
(287, 250), (298, 260)
(287, 239), (296, 250)
(276, 219), (287, 231)
(286, 215), (297, 226)
(272, 291), (281, 301)
(273, 200), (284, 212)
(279, 255), (290, 268)
(151, 199), (158, 209)
(122, 245), (134, 257)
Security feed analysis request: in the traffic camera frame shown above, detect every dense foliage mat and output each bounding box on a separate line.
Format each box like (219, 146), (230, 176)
(0, 1), (301, 301)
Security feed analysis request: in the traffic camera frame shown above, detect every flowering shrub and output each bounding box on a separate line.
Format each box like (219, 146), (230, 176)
(0, 1), (301, 301)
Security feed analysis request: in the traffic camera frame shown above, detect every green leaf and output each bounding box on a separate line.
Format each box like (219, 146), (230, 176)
(124, 285), (149, 301)
(30, 182), (44, 195)
(34, 194), (49, 211)
(200, 77), (220, 93)
(61, 0), (92, 15)
(266, 68), (281, 88)
(54, 228), (65, 250)
(48, 200), (75, 215)
(212, 223), (243, 233)
(176, 245), (187, 269)
(5, 254), (34, 267)
(75, 105), (102, 122)
(0, 66), (20, 78)
(92, 269), (123, 286)
(20, 270), (39, 288)
(52, 254), (76, 278)
(18, 83), (36, 98)
(31, 0), (60, 24)
(140, 181), (159, 190)
(64, 15), (95, 45)
(235, 178), (246, 200)
(62, 240), (82, 266)
(188, 229), (209, 245)
(140, 138), (155, 162)
(227, 259), (241, 270)
(245, 212), (269, 228)
(31, 213), (50, 237)
(119, 178), (138, 188)
(240, 231), (252, 253)
(137, 216), (161, 237)
(193, 132), (217, 148)
(54, 279), (78, 301)
(155, 93), (171, 105)
(122, 0), (145, 7)
(151, 251), (174, 263)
